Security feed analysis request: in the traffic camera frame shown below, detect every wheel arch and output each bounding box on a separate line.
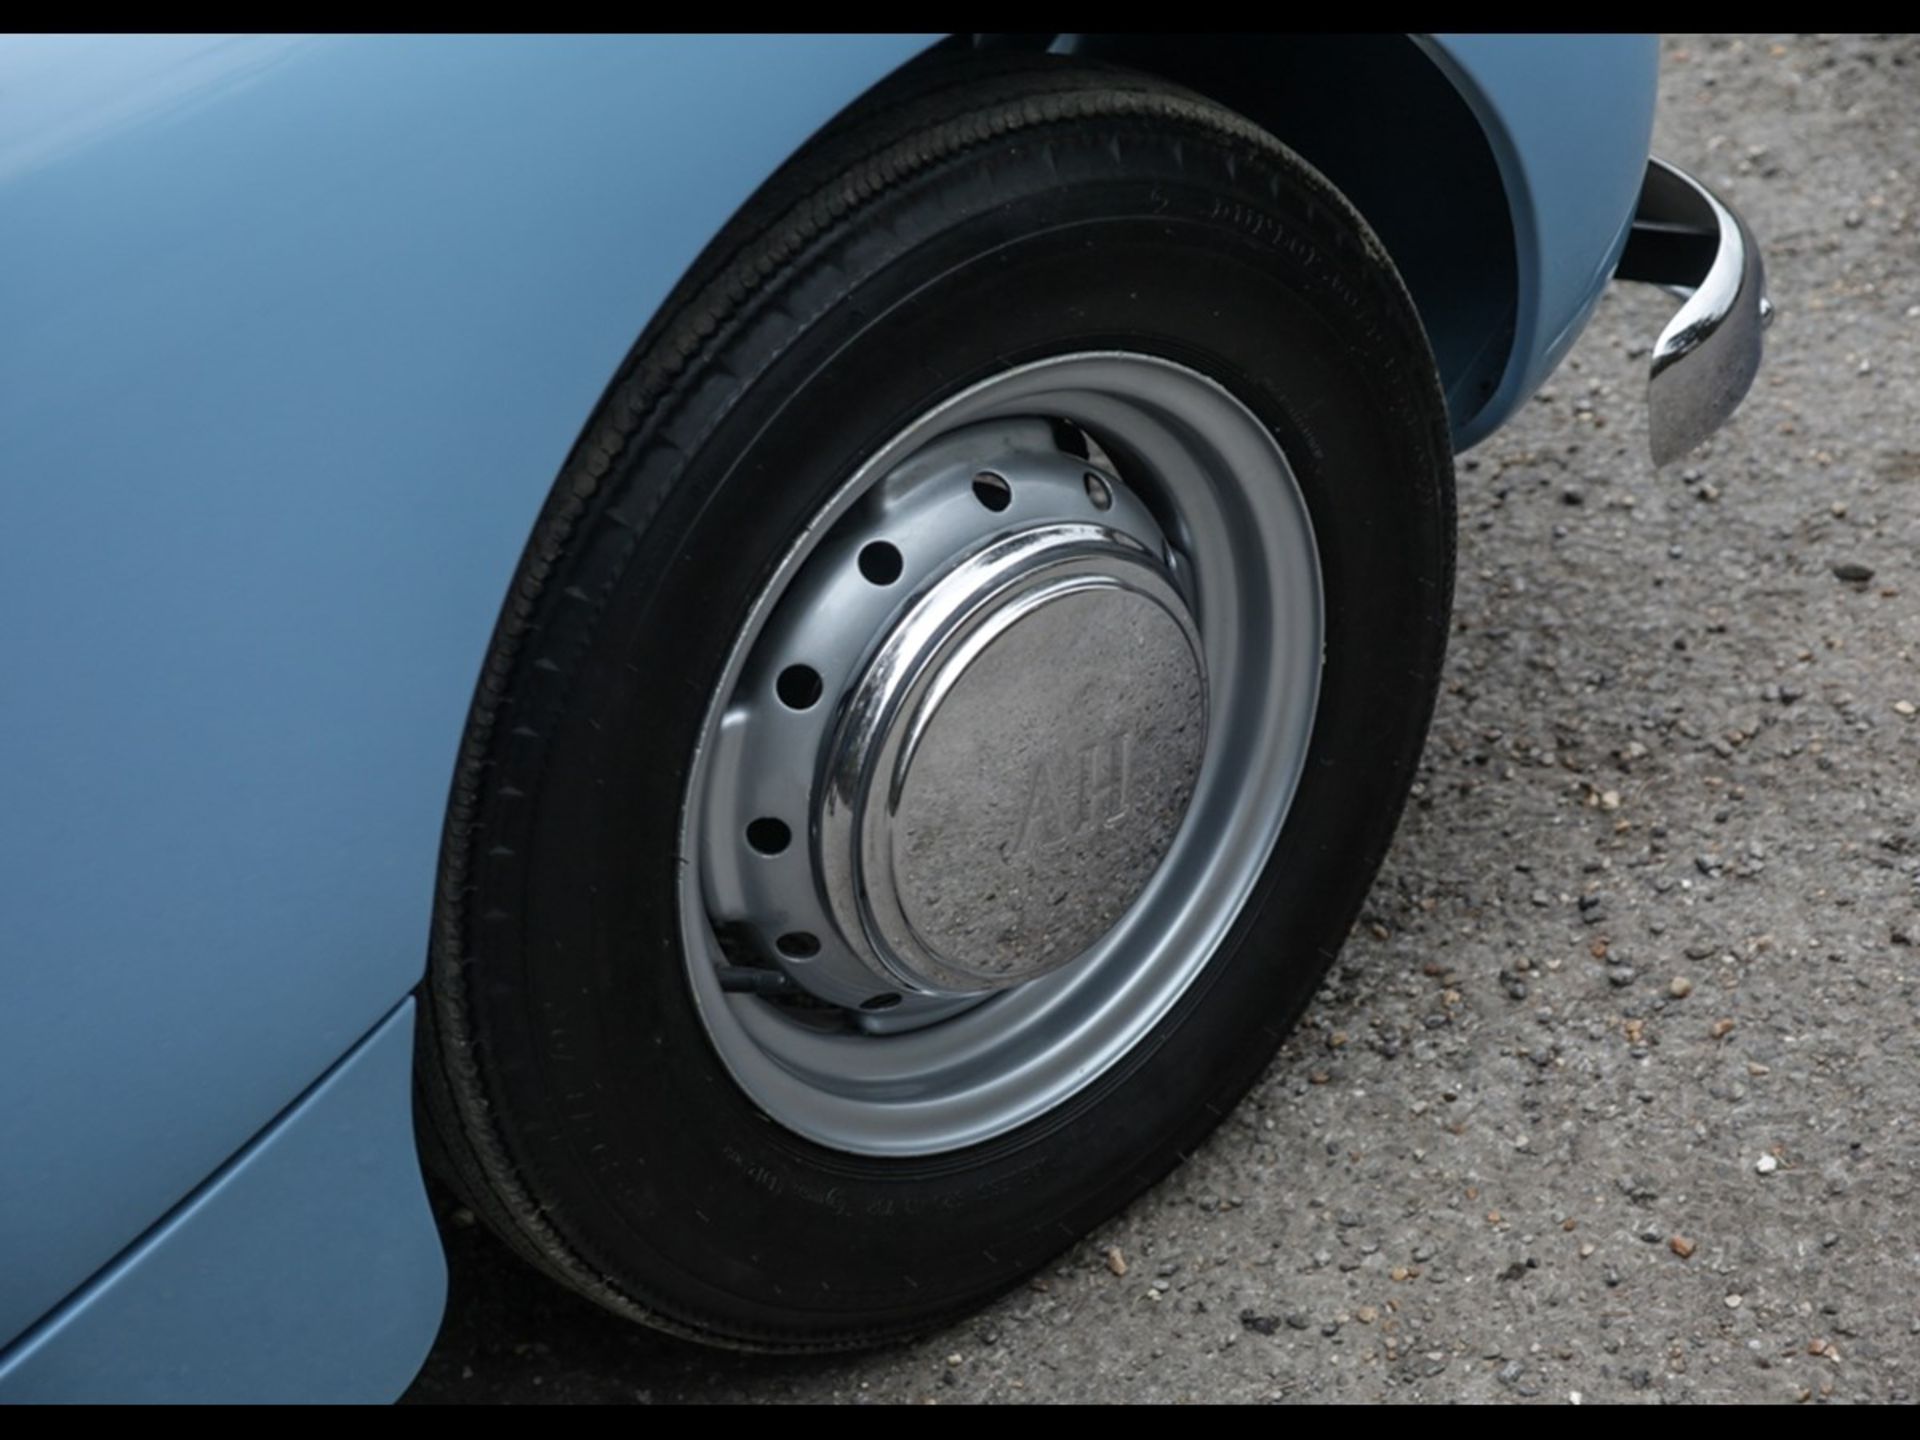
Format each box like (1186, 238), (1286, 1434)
(978, 34), (1658, 451)
(1046, 33), (1521, 444)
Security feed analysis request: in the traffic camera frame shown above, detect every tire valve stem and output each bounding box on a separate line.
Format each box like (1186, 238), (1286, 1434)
(716, 964), (801, 996)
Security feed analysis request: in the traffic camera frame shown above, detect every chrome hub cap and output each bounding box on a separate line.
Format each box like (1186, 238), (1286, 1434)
(680, 353), (1323, 1155)
(822, 522), (1208, 997)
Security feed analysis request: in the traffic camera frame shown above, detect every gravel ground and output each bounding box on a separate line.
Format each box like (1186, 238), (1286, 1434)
(405, 35), (1920, 1404)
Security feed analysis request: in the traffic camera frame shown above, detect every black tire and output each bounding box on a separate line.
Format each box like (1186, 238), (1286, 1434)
(417, 51), (1454, 1351)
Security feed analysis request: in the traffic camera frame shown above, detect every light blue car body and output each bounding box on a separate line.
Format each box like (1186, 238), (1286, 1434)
(0, 33), (1659, 1401)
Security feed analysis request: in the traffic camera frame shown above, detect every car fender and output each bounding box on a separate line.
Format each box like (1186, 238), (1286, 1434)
(0, 31), (938, 1365)
(0, 31), (1656, 1392)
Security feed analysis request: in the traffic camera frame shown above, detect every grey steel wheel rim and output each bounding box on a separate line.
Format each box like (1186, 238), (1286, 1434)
(678, 352), (1323, 1156)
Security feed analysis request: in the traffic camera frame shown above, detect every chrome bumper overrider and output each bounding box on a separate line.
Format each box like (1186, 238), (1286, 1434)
(1614, 156), (1773, 466)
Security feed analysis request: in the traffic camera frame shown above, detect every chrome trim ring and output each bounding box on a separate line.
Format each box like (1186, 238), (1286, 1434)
(678, 352), (1323, 1156)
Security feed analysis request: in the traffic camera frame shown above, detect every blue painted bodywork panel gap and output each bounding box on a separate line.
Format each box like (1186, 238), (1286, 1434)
(0, 999), (445, 1403)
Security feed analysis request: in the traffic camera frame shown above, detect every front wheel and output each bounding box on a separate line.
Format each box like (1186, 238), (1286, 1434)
(418, 52), (1455, 1350)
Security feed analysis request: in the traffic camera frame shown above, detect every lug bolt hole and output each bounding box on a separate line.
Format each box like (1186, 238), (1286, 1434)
(858, 541), (904, 586)
(970, 471), (1012, 512)
(745, 818), (791, 855)
(860, 993), (903, 1012)
(775, 664), (823, 710)
(775, 931), (820, 959)
(1083, 471), (1114, 510)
